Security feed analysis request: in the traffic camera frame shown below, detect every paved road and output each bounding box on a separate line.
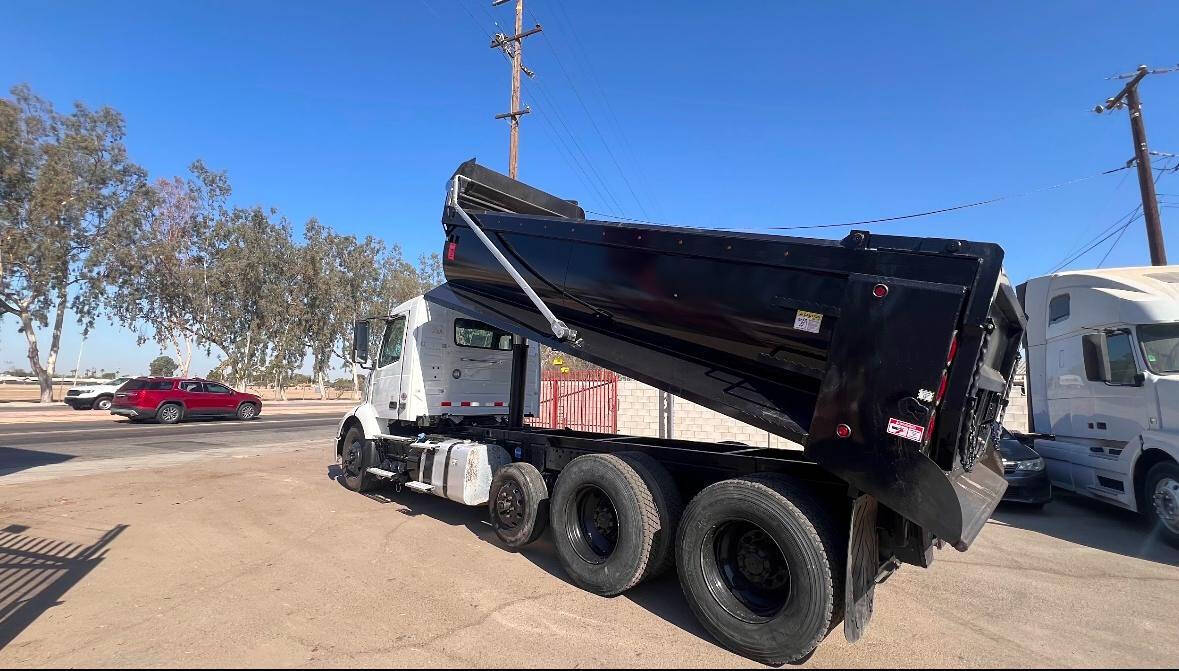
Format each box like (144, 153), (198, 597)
(0, 413), (342, 477)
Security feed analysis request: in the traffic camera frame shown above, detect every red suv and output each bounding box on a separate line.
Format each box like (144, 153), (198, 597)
(110, 377), (262, 424)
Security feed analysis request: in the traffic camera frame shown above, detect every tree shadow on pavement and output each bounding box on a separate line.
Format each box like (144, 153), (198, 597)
(0, 447), (75, 477)
(991, 492), (1179, 568)
(0, 523), (128, 650)
(323, 465), (719, 648)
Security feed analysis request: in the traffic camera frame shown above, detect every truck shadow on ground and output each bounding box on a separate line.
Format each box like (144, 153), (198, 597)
(0, 523), (127, 650)
(325, 465), (721, 650)
(991, 492), (1179, 568)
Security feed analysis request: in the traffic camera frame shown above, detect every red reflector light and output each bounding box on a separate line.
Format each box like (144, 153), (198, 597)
(872, 283), (888, 298)
(835, 423), (852, 439)
(460, 401), (472, 407)
(446, 242), (456, 261)
(494, 401), (504, 407)
(439, 401), (452, 407)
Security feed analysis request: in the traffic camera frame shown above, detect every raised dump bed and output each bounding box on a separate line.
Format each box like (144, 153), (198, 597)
(427, 159), (1025, 551)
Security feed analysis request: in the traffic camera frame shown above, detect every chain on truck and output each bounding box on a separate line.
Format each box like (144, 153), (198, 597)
(333, 160), (1025, 665)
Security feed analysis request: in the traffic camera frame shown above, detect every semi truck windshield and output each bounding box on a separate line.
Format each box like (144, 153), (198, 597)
(1138, 323), (1179, 374)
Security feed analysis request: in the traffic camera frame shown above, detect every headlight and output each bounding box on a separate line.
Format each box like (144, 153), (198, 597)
(1004, 457), (1044, 472)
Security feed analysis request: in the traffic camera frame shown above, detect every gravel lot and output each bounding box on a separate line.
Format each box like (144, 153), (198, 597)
(0, 412), (1177, 667)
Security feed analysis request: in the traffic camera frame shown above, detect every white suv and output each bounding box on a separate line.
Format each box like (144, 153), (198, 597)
(64, 377), (133, 411)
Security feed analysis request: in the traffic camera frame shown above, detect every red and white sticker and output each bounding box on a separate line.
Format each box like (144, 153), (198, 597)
(886, 417), (925, 443)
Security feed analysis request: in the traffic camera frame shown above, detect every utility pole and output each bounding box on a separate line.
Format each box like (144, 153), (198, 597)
(490, 0), (541, 179)
(1095, 64), (1171, 265)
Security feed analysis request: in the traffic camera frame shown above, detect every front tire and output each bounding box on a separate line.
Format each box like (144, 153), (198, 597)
(157, 403), (183, 425)
(489, 462), (549, 548)
(236, 403), (258, 421)
(92, 396), (112, 411)
(340, 425), (379, 492)
(1145, 461), (1179, 547)
(675, 474), (843, 666)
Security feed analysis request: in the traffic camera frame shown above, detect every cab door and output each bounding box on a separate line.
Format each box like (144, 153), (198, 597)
(371, 314), (409, 422)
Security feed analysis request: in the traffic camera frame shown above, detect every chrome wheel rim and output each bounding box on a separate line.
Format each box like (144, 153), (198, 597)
(1153, 477), (1179, 534)
(160, 405), (180, 423)
(240, 404), (255, 419)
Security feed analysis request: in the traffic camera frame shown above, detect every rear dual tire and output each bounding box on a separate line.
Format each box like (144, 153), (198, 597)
(550, 452), (681, 596)
(675, 474), (843, 666)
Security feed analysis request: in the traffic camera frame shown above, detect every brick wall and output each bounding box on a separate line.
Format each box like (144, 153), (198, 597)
(616, 374), (1030, 445)
(616, 379), (802, 450)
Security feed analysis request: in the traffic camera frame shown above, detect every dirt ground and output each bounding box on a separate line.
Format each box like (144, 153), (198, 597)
(1, 435), (1178, 667)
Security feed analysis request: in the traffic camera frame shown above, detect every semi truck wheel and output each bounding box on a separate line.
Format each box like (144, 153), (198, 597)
(489, 462), (549, 548)
(340, 425), (379, 492)
(617, 452), (682, 577)
(1145, 461), (1179, 547)
(550, 453), (665, 596)
(675, 474), (843, 666)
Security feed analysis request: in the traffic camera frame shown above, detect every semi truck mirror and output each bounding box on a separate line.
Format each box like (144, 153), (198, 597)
(353, 321), (371, 366)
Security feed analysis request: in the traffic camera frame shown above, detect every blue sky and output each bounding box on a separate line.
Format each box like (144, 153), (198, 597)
(3, 1), (1179, 377)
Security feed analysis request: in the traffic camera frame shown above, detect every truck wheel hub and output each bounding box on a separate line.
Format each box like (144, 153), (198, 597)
(735, 530), (787, 589)
(496, 482), (525, 527)
(1154, 477), (1179, 532)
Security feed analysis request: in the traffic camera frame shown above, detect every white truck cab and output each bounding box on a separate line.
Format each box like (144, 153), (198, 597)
(1020, 267), (1179, 543)
(334, 295), (540, 501)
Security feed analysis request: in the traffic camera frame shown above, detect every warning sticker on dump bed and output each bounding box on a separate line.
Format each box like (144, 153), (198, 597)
(793, 310), (823, 334)
(887, 417), (925, 443)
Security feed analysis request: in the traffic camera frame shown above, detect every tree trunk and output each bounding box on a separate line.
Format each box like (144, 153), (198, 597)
(18, 309), (53, 403)
(42, 287), (68, 402)
(316, 370), (326, 400)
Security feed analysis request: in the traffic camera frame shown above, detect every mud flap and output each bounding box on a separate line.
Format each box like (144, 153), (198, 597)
(844, 494), (878, 643)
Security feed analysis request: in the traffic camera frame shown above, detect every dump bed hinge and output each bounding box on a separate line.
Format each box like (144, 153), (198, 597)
(448, 175), (582, 345)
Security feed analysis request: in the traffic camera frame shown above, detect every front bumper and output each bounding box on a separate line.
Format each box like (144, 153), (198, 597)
(64, 396), (97, 408)
(1002, 471), (1052, 504)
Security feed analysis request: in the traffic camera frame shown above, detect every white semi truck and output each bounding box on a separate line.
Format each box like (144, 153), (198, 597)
(1019, 267), (1179, 545)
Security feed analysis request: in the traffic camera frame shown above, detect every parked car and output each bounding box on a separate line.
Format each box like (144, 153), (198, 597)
(999, 428), (1052, 507)
(110, 377), (262, 424)
(64, 377), (133, 410)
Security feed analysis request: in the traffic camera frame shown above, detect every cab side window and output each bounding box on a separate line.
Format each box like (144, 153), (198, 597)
(204, 382), (233, 394)
(179, 380), (202, 392)
(1048, 294), (1070, 325)
(1106, 332), (1139, 385)
(377, 316), (408, 368)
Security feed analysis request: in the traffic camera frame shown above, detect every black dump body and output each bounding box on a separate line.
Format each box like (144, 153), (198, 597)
(427, 160), (1025, 551)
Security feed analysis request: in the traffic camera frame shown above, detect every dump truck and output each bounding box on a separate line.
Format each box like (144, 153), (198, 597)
(333, 160), (1025, 664)
(1019, 268), (1179, 545)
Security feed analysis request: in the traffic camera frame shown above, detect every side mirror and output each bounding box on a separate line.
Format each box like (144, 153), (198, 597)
(1134, 371), (1146, 387)
(352, 321), (371, 367)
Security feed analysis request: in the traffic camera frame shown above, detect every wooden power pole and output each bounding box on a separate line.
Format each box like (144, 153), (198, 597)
(491, 0), (541, 179)
(1095, 65), (1168, 266)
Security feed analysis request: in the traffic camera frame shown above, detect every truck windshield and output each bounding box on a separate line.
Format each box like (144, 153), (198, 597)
(1138, 323), (1179, 374)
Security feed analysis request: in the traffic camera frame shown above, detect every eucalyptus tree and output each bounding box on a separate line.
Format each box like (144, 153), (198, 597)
(0, 84), (149, 402)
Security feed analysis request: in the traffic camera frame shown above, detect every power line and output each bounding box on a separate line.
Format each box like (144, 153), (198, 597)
(527, 77), (627, 214)
(1097, 219), (1132, 268)
(765, 165), (1134, 232)
(543, 0), (664, 219)
(526, 6), (650, 218)
(585, 164), (1136, 235)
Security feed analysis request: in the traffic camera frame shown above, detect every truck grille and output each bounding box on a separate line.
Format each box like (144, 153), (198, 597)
(66, 390), (81, 397)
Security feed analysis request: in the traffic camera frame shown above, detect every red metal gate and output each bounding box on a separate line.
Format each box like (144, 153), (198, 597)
(528, 370), (618, 433)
